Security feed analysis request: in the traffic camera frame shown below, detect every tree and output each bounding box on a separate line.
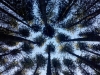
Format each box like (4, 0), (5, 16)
(76, 42), (100, 56)
(76, 58), (91, 75)
(52, 58), (61, 75)
(0, 0), (100, 75)
(45, 43), (55, 75)
(33, 54), (46, 75)
(0, 0), (34, 21)
(63, 58), (76, 75)
(60, 43), (100, 71)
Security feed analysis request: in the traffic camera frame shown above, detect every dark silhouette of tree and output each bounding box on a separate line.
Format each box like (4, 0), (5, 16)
(56, 32), (100, 42)
(52, 58), (61, 75)
(21, 42), (34, 53)
(90, 44), (100, 51)
(33, 54), (46, 75)
(76, 42), (100, 56)
(0, 33), (37, 44)
(60, 43), (100, 70)
(21, 57), (34, 69)
(76, 58), (91, 75)
(34, 35), (46, 47)
(0, 7), (30, 27)
(63, 58), (76, 75)
(0, 0), (34, 21)
(45, 43), (55, 75)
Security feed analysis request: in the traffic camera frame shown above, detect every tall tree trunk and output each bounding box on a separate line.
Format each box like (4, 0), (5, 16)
(0, 26), (19, 34)
(33, 64), (39, 75)
(82, 49), (100, 56)
(0, 50), (21, 58)
(0, 7), (31, 28)
(93, 69), (100, 75)
(67, 9), (100, 28)
(67, 51), (100, 70)
(78, 64), (90, 75)
(65, 37), (100, 41)
(0, 52), (10, 58)
(38, 0), (47, 25)
(0, 0), (17, 14)
(0, 0), (26, 19)
(47, 50), (52, 75)
(84, 0), (99, 12)
(0, 33), (36, 44)
(57, 0), (77, 22)
(87, 64), (100, 75)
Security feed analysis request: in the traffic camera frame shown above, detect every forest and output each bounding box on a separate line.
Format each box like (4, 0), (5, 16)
(0, 0), (100, 75)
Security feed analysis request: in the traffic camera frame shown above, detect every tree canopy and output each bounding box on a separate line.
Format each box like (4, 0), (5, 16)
(0, 0), (100, 75)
